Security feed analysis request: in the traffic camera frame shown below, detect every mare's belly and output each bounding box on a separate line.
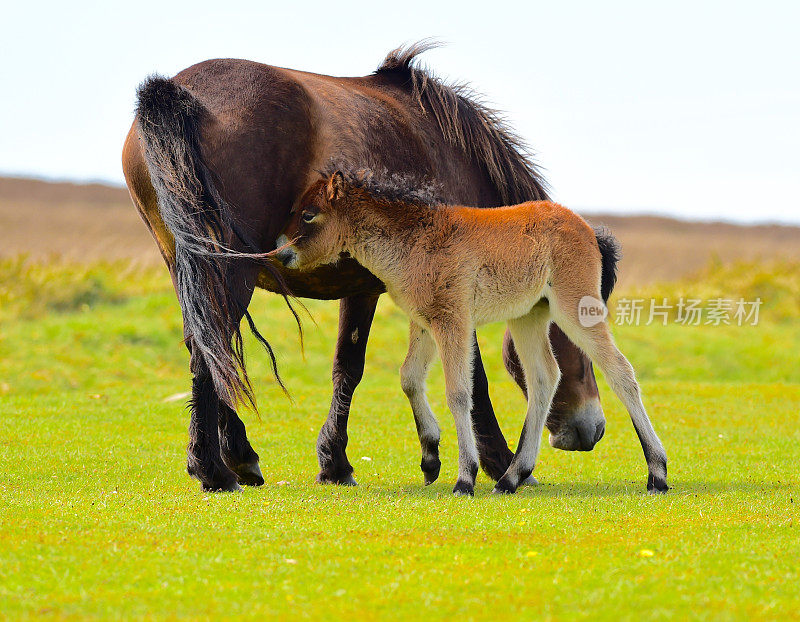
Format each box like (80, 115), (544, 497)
(256, 257), (384, 300)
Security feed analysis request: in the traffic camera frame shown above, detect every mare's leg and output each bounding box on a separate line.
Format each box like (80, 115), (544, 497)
(214, 263), (266, 487)
(218, 403), (263, 486)
(550, 296), (668, 493)
(400, 322), (441, 485)
(470, 334), (516, 481)
(431, 321), (479, 496)
(316, 294), (380, 485)
(183, 262), (262, 492)
(186, 347), (241, 492)
(494, 306), (560, 494)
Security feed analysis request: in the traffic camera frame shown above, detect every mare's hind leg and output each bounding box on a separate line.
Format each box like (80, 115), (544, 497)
(214, 263), (266, 487)
(186, 347), (241, 492)
(494, 305), (560, 494)
(218, 403), (264, 486)
(316, 295), (379, 485)
(183, 262), (264, 492)
(400, 322), (441, 485)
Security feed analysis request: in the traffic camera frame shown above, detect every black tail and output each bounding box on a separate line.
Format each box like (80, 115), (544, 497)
(135, 76), (294, 409)
(594, 227), (621, 302)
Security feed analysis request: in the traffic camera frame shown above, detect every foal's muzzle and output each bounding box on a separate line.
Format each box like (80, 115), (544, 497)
(275, 234), (297, 268)
(276, 247), (297, 268)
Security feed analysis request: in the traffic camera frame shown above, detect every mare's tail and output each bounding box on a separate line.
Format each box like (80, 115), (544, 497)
(135, 76), (292, 408)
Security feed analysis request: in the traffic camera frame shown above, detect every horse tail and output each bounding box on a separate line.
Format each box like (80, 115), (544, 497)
(135, 75), (290, 409)
(593, 227), (621, 302)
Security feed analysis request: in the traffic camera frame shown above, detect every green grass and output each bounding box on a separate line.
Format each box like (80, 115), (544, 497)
(1, 260), (798, 620)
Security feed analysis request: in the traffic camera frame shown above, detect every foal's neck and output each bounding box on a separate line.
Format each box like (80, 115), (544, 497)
(343, 196), (445, 274)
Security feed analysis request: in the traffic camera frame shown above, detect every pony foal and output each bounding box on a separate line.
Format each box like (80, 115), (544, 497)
(276, 171), (668, 496)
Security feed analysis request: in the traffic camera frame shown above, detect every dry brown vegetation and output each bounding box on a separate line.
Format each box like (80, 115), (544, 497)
(1, 176), (798, 287)
(0, 177), (159, 265)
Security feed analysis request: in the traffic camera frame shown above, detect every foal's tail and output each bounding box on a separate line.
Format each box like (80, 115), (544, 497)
(135, 76), (292, 409)
(593, 227), (621, 302)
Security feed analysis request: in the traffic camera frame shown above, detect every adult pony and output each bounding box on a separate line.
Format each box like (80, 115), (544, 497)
(121, 42), (608, 492)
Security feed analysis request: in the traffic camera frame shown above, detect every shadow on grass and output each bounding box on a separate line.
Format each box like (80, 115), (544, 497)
(305, 478), (795, 500)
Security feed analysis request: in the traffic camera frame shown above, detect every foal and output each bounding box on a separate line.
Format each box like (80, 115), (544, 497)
(276, 171), (668, 496)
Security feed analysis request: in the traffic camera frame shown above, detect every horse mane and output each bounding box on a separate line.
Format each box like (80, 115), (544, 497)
(322, 164), (445, 208)
(375, 41), (551, 205)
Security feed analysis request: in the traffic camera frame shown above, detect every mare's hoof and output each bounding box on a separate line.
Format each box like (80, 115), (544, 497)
(452, 480), (474, 497)
(202, 480), (242, 493)
(189, 460), (241, 493)
(520, 474), (539, 486)
(316, 472), (358, 486)
(233, 462), (265, 487)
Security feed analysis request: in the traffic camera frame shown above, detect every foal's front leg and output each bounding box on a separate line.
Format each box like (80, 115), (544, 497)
(431, 320), (480, 496)
(400, 322), (441, 484)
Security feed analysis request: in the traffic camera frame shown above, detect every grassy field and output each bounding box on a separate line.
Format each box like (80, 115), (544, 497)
(1, 258), (798, 620)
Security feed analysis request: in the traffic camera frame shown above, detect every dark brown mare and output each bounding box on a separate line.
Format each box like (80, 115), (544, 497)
(121, 43), (608, 492)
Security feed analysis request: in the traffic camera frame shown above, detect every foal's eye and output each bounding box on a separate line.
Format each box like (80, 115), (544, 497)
(301, 211), (316, 223)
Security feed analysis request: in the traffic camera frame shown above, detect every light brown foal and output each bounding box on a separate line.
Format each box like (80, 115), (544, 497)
(276, 171), (668, 496)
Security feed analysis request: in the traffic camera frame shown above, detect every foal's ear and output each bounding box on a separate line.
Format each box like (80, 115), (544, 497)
(327, 171), (346, 202)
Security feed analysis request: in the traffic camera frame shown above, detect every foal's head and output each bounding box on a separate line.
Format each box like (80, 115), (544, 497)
(275, 172), (352, 270)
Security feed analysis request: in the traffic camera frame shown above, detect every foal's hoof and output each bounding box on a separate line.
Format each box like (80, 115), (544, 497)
(647, 473), (670, 494)
(316, 472), (358, 486)
(452, 480), (475, 497)
(421, 456), (441, 486)
(233, 461), (265, 487)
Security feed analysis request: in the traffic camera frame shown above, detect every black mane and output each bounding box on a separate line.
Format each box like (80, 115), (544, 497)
(376, 41), (550, 205)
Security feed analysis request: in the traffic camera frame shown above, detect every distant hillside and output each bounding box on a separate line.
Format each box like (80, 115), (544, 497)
(582, 212), (800, 286)
(1, 176), (798, 287)
(0, 176), (158, 265)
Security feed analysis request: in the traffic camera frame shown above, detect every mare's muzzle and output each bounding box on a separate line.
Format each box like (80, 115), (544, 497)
(548, 398), (606, 451)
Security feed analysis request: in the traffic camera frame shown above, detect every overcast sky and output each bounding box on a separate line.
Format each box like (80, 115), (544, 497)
(1, 1), (798, 223)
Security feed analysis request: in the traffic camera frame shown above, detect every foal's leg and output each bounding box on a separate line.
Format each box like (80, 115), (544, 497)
(400, 322), (441, 485)
(494, 306), (560, 494)
(551, 301), (668, 493)
(431, 320), (480, 496)
(316, 294), (380, 485)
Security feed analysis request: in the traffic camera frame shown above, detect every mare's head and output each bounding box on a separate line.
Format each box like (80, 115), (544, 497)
(275, 172), (352, 270)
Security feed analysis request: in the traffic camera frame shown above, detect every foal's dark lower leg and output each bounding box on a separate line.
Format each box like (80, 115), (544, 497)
(470, 334), (515, 481)
(316, 295), (379, 485)
(186, 353), (240, 492)
(218, 404), (264, 486)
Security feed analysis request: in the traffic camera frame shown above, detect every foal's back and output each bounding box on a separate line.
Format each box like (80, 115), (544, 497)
(410, 200), (600, 325)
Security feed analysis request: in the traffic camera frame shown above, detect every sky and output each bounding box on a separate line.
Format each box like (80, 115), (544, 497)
(1, 1), (798, 224)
